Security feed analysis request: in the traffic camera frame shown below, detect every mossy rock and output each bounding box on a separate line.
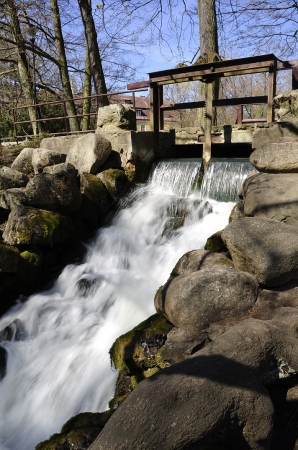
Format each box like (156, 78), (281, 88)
(109, 313), (173, 408)
(80, 173), (113, 216)
(16, 245), (43, 286)
(204, 231), (227, 253)
(3, 205), (79, 246)
(97, 169), (129, 200)
(35, 410), (113, 450)
(124, 160), (152, 184)
(0, 243), (20, 272)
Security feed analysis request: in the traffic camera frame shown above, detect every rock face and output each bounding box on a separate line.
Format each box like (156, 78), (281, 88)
(32, 148), (66, 174)
(222, 217), (298, 286)
(40, 135), (79, 154)
(241, 173), (298, 225)
(274, 89), (298, 121)
(97, 169), (129, 200)
(250, 137), (298, 173)
(66, 133), (112, 174)
(0, 167), (29, 190)
(97, 104), (136, 131)
(155, 265), (259, 333)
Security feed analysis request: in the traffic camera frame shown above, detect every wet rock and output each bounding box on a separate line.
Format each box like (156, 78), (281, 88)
(222, 217), (298, 286)
(0, 319), (25, 342)
(97, 169), (129, 201)
(155, 266), (258, 334)
(80, 173), (113, 216)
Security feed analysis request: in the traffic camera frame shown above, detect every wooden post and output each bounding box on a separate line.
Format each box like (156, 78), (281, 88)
(150, 83), (159, 157)
(236, 105), (243, 124)
(292, 67), (298, 90)
(267, 59), (277, 123)
(158, 85), (164, 130)
(203, 80), (213, 171)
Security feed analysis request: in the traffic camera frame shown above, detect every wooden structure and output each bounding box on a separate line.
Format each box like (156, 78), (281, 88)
(128, 54), (298, 168)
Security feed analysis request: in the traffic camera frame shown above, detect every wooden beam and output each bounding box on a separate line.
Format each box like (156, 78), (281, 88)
(127, 81), (150, 90)
(160, 96), (268, 112)
(267, 60), (277, 123)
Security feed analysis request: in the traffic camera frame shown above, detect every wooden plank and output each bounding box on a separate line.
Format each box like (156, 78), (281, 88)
(127, 81), (150, 90)
(277, 59), (298, 71)
(160, 96), (268, 111)
(267, 60), (277, 123)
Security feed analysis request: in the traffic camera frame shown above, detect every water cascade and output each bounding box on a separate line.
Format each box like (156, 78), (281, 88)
(0, 159), (253, 450)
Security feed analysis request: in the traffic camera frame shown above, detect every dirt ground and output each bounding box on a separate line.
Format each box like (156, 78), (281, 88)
(0, 144), (21, 167)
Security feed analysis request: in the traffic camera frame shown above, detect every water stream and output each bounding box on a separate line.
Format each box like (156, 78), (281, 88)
(0, 159), (253, 450)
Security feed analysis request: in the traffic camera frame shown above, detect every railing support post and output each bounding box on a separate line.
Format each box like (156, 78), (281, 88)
(267, 60), (277, 123)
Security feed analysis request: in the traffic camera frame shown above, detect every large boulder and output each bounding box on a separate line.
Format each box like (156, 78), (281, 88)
(0, 243), (20, 272)
(155, 265), (259, 334)
(3, 205), (79, 246)
(250, 137), (298, 173)
(32, 148), (66, 174)
(11, 147), (34, 175)
(171, 249), (233, 276)
(0, 188), (26, 210)
(252, 122), (298, 150)
(222, 217), (298, 286)
(40, 135), (79, 155)
(66, 133), (112, 174)
(23, 170), (82, 215)
(90, 309), (298, 450)
(80, 173), (112, 216)
(0, 167), (29, 190)
(241, 173), (298, 225)
(97, 104), (136, 131)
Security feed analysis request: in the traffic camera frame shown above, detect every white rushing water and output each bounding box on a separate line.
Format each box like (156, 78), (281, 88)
(0, 159), (252, 450)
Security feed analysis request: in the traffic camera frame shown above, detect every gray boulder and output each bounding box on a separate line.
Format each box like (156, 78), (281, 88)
(80, 173), (112, 216)
(3, 205), (78, 246)
(0, 167), (29, 190)
(250, 137), (298, 173)
(23, 170), (82, 215)
(154, 265), (258, 334)
(0, 188), (26, 210)
(32, 148), (66, 174)
(43, 162), (78, 179)
(66, 133), (112, 174)
(252, 122), (298, 150)
(40, 135), (79, 155)
(274, 89), (298, 121)
(11, 148), (34, 175)
(242, 173), (298, 225)
(97, 104), (136, 131)
(222, 217), (298, 286)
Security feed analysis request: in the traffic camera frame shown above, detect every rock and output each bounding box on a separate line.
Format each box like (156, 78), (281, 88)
(252, 122), (298, 150)
(97, 104), (136, 131)
(97, 169), (129, 201)
(109, 314), (173, 408)
(90, 311), (298, 450)
(3, 205), (78, 246)
(171, 249), (233, 277)
(250, 137), (298, 173)
(98, 150), (123, 172)
(35, 410), (114, 450)
(274, 89), (298, 121)
(229, 200), (245, 222)
(154, 266), (258, 334)
(43, 162), (78, 179)
(23, 170), (82, 215)
(11, 147), (34, 175)
(0, 346), (6, 380)
(80, 173), (113, 216)
(0, 188), (27, 210)
(40, 135), (79, 155)
(16, 246), (43, 287)
(0, 319), (25, 341)
(0, 243), (20, 272)
(0, 167), (29, 189)
(242, 173), (298, 225)
(221, 217), (298, 286)
(66, 133), (112, 174)
(32, 148), (67, 174)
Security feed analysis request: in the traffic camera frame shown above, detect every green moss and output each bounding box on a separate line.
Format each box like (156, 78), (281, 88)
(35, 410), (113, 450)
(80, 173), (113, 215)
(204, 231), (227, 253)
(109, 313), (173, 407)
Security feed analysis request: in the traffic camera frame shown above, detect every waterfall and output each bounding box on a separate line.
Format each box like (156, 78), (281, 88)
(0, 159), (254, 450)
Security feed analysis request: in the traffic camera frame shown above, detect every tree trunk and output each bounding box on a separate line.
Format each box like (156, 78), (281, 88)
(82, 41), (92, 130)
(50, 0), (79, 132)
(6, 0), (41, 135)
(197, 0), (219, 126)
(78, 0), (109, 107)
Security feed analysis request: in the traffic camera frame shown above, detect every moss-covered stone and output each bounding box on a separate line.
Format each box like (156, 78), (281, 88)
(109, 313), (173, 407)
(35, 410), (113, 450)
(0, 243), (20, 272)
(204, 231), (227, 253)
(3, 205), (79, 246)
(16, 245), (43, 286)
(97, 169), (129, 201)
(80, 173), (113, 216)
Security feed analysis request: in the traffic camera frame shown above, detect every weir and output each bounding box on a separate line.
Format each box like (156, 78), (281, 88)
(0, 159), (254, 450)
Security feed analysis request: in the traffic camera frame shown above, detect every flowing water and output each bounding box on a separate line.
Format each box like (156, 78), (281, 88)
(0, 159), (253, 450)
